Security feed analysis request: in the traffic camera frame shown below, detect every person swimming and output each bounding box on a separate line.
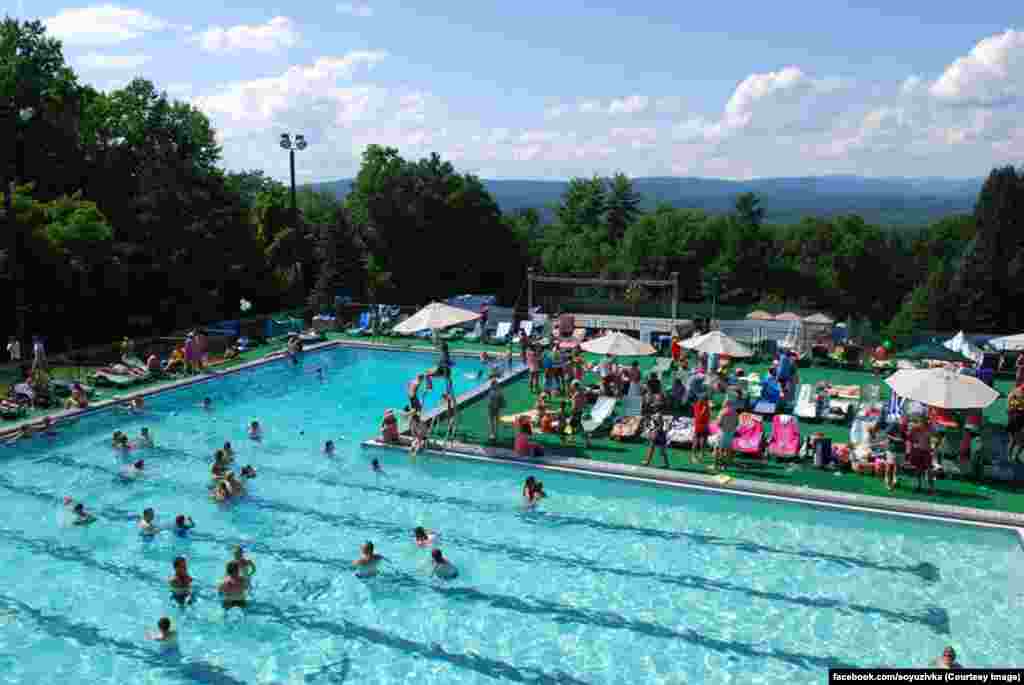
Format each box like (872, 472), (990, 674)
(112, 431), (130, 450)
(413, 526), (437, 547)
(130, 397), (145, 412)
(218, 560), (249, 609)
(138, 508), (158, 536)
(72, 502), (97, 526)
(324, 440), (335, 455)
(239, 465), (256, 480)
(232, 545), (256, 578)
(352, 541), (385, 577)
(222, 441), (234, 460)
(212, 481), (232, 502)
(431, 549), (458, 579)
(147, 617), (178, 645)
(136, 427), (154, 448)
(121, 459), (145, 480)
(201, 397), (212, 410)
(371, 458), (383, 473)
(174, 515), (194, 536)
(248, 421), (262, 440)
(168, 556), (193, 605)
(522, 476), (537, 501)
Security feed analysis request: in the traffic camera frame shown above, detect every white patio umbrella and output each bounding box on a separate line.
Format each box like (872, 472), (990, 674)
(884, 368), (999, 410)
(681, 330), (753, 358)
(580, 331), (656, 356)
(803, 313), (834, 324)
(988, 333), (1024, 351)
(391, 301), (480, 334)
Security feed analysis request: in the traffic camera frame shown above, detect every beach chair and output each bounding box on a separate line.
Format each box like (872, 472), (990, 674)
(767, 414), (801, 460)
(733, 413), (766, 459)
(490, 321), (512, 344)
(512, 320), (534, 345)
(622, 393), (643, 417)
(346, 312), (371, 336)
(795, 384), (817, 420)
(582, 396), (618, 434)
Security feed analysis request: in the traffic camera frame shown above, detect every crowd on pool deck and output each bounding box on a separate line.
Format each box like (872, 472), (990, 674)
(370, 322), (1024, 499)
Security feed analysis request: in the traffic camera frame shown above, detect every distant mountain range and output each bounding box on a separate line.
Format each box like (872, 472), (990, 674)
(306, 175), (983, 226)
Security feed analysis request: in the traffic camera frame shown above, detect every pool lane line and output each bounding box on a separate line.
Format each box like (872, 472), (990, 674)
(0, 522), (864, 675)
(32, 449), (945, 584)
(363, 439), (1024, 532)
(0, 468), (952, 635)
(0, 337), (497, 440)
(0, 525), (595, 685)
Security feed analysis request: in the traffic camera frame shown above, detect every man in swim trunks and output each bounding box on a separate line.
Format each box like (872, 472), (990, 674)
(218, 561), (250, 608)
(139, 508), (158, 536)
(352, 541), (385, 577)
(168, 556), (193, 605)
(233, 545), (256, 579)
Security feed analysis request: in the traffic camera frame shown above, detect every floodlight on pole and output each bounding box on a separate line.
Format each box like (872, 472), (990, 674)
(278, 132), (309, 219)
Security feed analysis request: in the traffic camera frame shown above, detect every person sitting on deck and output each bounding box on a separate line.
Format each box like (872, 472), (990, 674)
(380, 410), (400, 444)
(164, 346), (186, 374)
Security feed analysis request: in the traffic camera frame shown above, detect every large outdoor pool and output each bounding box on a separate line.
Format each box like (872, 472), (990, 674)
(0, 344), (1020, 684)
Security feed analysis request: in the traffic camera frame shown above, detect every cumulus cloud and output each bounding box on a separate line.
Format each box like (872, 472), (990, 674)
(929, 29), (1024, 105)
(76, 53), (151, 70)
(607, 95), (650, 115)
(193, 16), (300, 54)
(336, 2), (373, 16)
(44, 5), (168, 45)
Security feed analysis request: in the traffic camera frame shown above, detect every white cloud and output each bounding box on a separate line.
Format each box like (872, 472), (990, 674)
(543, 104), (569, 120)
(336, 2), (373, 16)
(193, 16), (299, 54)
(930, 29), (1024, 104)
(901, 75), (923, 95)
(44, 5), (168, 46)
(607, 95), (650, 115)
(77, 53), (151, 70)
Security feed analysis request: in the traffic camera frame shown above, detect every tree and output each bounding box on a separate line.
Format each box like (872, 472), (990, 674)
(363, 253), (392, 328)
(734, 192), (765, 228)
(605, 173), (641, 243)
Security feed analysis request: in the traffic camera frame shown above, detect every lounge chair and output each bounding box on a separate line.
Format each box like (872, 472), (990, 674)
(767, 414), (801, 460)
(733, 413), (766, 459)
(582, 396), (617, 434)
(650, 358), (673, 377)
(490, 321), (512, 345)
(795, 384), (817, 420)
(622, 393), (643, 417)
(346, 312), (371, 336)
(512, 321), (534, 345)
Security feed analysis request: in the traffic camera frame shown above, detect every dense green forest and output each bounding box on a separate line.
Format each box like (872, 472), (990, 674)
(2, 17), (1023, 356)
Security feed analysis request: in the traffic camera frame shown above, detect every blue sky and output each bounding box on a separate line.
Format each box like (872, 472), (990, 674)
(10, 1), (1024, 182)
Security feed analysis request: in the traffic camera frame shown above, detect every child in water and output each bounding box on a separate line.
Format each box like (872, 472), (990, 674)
(413, 526), (437, 547)
(147, 617), (177, 645)
(248, 421), (262, 440)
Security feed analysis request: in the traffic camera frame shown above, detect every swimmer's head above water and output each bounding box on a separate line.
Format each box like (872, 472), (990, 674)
(324, 440), (335, 454)
(414, 526), (428, 541)
(371, 459), (381, 472)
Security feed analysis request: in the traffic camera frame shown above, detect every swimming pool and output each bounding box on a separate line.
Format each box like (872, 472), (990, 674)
(0, 344), (1020, 684)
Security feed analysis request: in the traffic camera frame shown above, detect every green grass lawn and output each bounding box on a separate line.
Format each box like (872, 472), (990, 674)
(447, 350), (1024, 514)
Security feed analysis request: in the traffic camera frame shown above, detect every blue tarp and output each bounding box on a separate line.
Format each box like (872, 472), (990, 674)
(206, 320), (241, 336)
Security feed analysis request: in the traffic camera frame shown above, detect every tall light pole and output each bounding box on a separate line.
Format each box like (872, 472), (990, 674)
(4, 105), (36, 354)
(279, 133), (307, 223)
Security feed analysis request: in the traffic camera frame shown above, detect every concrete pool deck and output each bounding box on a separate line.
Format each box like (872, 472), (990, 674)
(6, 336), (1024, 531)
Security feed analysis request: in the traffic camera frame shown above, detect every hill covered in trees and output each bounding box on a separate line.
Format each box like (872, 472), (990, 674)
(308, 176), (982, 227)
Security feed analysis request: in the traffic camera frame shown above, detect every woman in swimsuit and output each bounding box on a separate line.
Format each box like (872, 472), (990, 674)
(211, 481), (232, 502)
(218, 561), (249, 609)
(168, 556), (193, 605)
(352, 542), (385, 577)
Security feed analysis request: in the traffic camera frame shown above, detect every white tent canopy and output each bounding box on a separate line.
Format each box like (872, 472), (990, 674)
(681, 331), (753, 358)
(580, 331), (656, 356)
(391, 302), (480, 334)
(884, 368), (999, 410)
(943, 331), (983, 364)
(988, 333), (1024, 351)
(803, 313), (834, 324)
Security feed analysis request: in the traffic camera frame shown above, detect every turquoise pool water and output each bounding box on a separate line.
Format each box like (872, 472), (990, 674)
(0, 344), (1021, 684)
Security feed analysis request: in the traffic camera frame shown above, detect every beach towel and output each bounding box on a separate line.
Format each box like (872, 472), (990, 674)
(768, 415), (801, 458)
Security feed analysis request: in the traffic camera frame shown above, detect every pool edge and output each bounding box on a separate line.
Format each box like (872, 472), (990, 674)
(362, 438), (1024, 531)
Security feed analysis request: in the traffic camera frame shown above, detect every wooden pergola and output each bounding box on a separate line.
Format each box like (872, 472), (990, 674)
(526, 268), (680, 319)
